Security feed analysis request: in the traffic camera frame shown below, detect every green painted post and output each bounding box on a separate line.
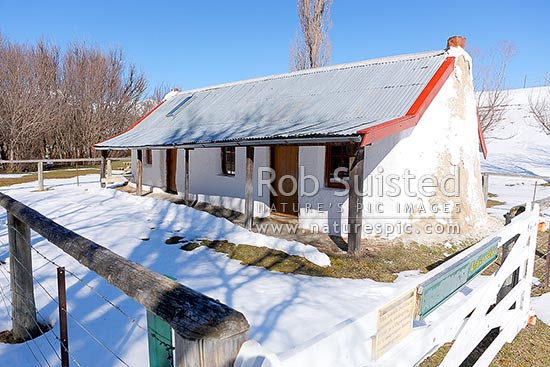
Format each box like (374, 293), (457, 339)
(147, 275), (176, 367)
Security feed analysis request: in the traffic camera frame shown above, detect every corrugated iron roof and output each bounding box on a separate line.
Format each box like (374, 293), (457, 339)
(96, 50), (448, 149)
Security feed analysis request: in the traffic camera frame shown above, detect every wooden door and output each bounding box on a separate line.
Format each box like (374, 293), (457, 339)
(166, 149), (178, 193)
(271, 146), (299, 216)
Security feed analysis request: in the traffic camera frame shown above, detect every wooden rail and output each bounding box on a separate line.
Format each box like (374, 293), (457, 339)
(0, 158), (129, 164)
(0, 157), (131, 191)
(0, 192), (249, 366)
(481, 171), (550, 181)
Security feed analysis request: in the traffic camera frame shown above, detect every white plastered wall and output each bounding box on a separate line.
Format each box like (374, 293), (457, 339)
(299, 47), (487, 238)
(131, 147), (272, 217)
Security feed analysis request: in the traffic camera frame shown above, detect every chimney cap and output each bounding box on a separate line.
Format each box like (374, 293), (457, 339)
(447, 35), (466, 49)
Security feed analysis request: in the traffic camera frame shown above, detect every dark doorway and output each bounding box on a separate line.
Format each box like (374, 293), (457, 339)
(271, 146), (299, 216)
(166, 149), (178, 193)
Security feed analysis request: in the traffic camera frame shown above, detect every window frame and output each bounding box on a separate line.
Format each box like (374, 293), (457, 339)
(144, 149), (152, 165)
(221, 147), (236, 176)
(324, 143), (355, 188)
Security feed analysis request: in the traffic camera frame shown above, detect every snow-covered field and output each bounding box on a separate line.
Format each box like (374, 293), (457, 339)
(482, 87), (550, 178)
(0, 176), (421, 366)
(482, 87), (550, 217)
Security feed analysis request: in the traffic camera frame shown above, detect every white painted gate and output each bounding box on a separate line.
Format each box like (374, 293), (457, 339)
(240, 204), (540, 367)
(437, 204), (538, 367)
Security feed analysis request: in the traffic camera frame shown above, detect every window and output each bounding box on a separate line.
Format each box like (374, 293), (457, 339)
(138, 149), (153, 165)
(166, 95), (193, 117)
(325, 144), (355, 188)
(221, 147), (236, 176)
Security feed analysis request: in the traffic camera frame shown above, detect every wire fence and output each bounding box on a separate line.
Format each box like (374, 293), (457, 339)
(0, 220), (175, 367)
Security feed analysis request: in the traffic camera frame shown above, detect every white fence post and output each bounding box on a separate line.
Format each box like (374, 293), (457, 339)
(37, 162), (44, 191)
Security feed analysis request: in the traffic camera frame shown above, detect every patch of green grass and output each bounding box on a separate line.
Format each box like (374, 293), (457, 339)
(491, 321), (550, 367)
(0, 169), (100, 187)
(180, 242), (201, 251)
(419, 322), (550, 367)
(111, 160), (131, 170)
(487, 198), (506, 208)
(532, 230), (549, 296)
(165, 236), (184, 245)
(418, 342), (452, 367)
(0, 322), (52, 344)
(181, 239), (466, 281)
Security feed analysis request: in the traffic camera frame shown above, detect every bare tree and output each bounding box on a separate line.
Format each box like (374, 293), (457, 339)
(151, 82), (173, 103)
(289, 0), (332, 71)
(475, 41), (516, 132)
(0, 33), (148, 168)
(58, 42), (147, 157)
(0, 37), (60, 163)
(528, 88), (550, 134)
(140, 82), (173, 112)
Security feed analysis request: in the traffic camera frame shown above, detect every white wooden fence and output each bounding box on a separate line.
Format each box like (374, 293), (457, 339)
(239, 204), (540, 367)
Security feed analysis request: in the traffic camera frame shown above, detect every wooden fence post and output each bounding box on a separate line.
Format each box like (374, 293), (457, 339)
(184, 149), (190, 204)
(482, 173), (489, 205)
(100, 151), (108, 188)
(106, 159), (112, 180)
(136, 150), (143, 196)
(244, 146), (255, 230)
(545, 231), (550, 290)
(37, 162), (44, 191)
(348, 145), (365, 255)
(57, 267), (69, 367)
(174, 332), (249, 367)
(7, 213), (39, 341)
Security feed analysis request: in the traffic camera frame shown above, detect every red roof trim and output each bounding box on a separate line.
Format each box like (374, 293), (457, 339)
(477, 112), (488, 159)
(94, 100), (166, 149)
(358, 56), (456, 146)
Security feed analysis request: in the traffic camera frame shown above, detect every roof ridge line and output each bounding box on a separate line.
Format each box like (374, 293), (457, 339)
(173, 50), (447, 97)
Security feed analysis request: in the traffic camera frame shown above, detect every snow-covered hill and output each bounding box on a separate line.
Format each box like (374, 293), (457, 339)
(482, 86), (550, 176)
(480, 86), (550, 217)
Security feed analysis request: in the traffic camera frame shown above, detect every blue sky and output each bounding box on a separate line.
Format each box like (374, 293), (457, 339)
(0, 0), (548, 93)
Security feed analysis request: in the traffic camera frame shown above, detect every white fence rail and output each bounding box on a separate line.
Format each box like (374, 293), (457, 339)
(240, 204), (539, 367)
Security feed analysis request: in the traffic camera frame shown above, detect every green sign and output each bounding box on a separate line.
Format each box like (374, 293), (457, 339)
(147, 275), (176, 367)
(417, 237), (500, 319)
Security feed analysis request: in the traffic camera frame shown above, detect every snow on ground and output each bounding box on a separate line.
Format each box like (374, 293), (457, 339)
(0, 175), (420, 366)
(482, 87), (550, 177)
(486, 176), (550, 218)
(482, 87), (550, 218)
(0, 173), (29, 178)
(531, 293), (550, 326)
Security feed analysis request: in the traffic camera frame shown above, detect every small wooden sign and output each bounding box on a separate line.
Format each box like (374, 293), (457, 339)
(372, 289), (416, 360)
(417, 237), (500, 319)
